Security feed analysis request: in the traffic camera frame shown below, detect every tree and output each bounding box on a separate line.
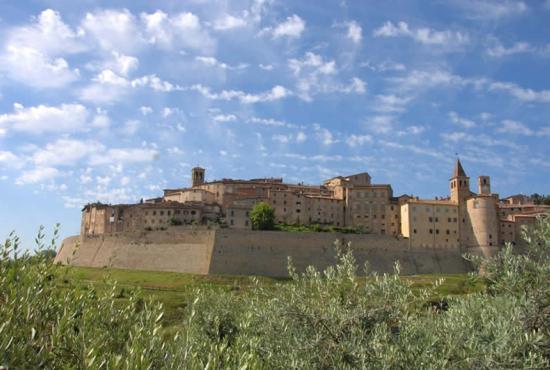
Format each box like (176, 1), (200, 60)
(249, 202), (275, 230)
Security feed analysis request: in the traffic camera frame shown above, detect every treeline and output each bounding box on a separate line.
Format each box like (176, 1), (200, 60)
(1, 220), (549, 368)
(531, 193), (550, 205)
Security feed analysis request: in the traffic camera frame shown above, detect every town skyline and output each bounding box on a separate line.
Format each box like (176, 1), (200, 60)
(1, 0), (549, 247)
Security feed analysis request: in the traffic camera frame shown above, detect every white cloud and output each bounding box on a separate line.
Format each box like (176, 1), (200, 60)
(111, 51), (139, 76)
(82, 9), (143, 52)
(296, 131), (307, 143)
(131, 74), (175, 92)
(272, 134), (291, 144)
(140, 10), (214, 52)
(0, 151), (23, 168)
(454, 0), (527, 20)
(89, 148), (159, 166)
(16, 167), (59, 185)
(0, 45), (79, 88)
(487, 41), (532, 57)
(497, 120), (534, 135)
(0, 103), (88, 134)
(314, 125), (338, 145)
(289, 52), (336, 76)
(373, 21), (468, 47)
(6, 9), (85, 55)
(489, 81), (550, 103)
(272, 15), (305, 39)
(373, 94), (411, 113)
(32, 139), (105, 166)
(213, 14), (247, 30)
(346, 21), (362, 43)
(364, 115), (395, 134)
(140, 106), (153, 115)
(195, 56), (248, 70)
(361, 60), (406, 72)
(380, 140), (444, 159)
(248, 117), (292, 127)
(259, 64), (274, 71)
(449, 111), (476, 128)
(213, 114), (237, 123)
(188, 84), (290, 104)
(346, 134), (372, 147)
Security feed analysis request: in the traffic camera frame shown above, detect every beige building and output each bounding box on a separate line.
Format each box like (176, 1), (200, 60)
(80, 163), (548, 247)
(399, 159), (548, 249)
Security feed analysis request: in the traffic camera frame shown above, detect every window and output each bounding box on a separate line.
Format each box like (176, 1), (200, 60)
(160, 211), (164, 216)
(446, 229), (450, 235)
(435, 217), (439, 222)
(153, 211), (157, 216)
(413, 229), (417, 234)
(429, 217), (433, 222)
(175, 210), (181, 215)
(448, 218), (451, 222)
(230, 219), (234, 225)
(167, 211), (171, 216)
(429, 229), (433, 234)
(436, 229), (439, 234)
(231, 210), (234, 216)
(453, 218), (457, 222)
(191, 210), (196, 215)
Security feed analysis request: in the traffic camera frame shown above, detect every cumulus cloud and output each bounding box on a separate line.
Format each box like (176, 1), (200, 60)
(497, 120), (534, 135)
(346, 134), (372, 147)
(0, 103), (89, 134)
(373, 94), (411, 113)
(271, 14), (305, 39)
(195, 56), (248, 70)
(188, 84), (290, 104)
(140, 10), (214, 52)
(449, 111), (476, 129)
(453, 0), (527, 20)
(0, 45), (79, 88)
(0, 151), (23, 168)
(213, 114), (237, 123)
(32, 139), (105, 166)
(487, 41), (532, 57)
(212, 14), (247, 30)
(82, 9), (143, 52)
(287, 52), (365, 100)
(373, 21), (468, 47)
(346, 21), (362, 43)
(16, 167), (59, 185)
(6, 9), (85, 55)
(363, 115), (395, 134)
(489, 81), (550, 103)
(89, 148), (159, 166)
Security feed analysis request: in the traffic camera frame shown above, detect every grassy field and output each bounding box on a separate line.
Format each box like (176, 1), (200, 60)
(55, 266), (485, 326)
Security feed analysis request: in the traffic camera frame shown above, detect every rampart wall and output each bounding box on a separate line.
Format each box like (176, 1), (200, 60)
(55, 227), (475, 277)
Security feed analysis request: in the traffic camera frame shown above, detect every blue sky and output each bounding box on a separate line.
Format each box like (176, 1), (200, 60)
(1, 0), (549, 249)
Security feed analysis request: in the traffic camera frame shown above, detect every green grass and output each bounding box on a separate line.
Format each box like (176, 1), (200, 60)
(55, 266), (485, 326)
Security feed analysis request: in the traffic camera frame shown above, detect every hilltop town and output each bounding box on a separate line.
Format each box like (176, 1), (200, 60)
(80, 159), (549, 250)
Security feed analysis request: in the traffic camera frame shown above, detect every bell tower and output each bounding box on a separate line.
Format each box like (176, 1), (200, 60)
(478, 176), (491, 195)
(450, 158), (470, 204)
(191, 167), (205, 187)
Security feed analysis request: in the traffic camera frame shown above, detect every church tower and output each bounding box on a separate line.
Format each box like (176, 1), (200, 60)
(191, 167), (205, 187)
(450, 159), (470, 204)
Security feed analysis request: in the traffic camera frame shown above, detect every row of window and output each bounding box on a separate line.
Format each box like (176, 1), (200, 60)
(144, 210), (197, 216)
(413, 229), (457, 235)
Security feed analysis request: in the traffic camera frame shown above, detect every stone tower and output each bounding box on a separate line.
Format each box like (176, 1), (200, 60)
(478, 176), (491, 195)
(450, 159), (470, 204)
(191, 167), (205, 187)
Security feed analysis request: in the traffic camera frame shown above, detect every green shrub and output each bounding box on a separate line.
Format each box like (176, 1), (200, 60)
(1, 218), (549, 368)
(249, 202), (275, 230)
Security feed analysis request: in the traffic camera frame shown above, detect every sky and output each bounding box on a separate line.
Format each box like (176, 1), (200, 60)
(0, 0), (549, 249)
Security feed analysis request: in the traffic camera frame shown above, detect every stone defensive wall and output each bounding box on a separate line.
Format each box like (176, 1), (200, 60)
(54, 227), (475, 277)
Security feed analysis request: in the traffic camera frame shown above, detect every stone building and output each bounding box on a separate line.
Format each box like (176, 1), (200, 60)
(80, 162), (549, 248)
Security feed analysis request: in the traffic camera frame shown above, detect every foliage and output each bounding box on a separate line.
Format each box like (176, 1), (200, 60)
(531, 193), (550, 205)
(1, 218), (550, 368)
(249, 201), (275, 230)
(274, 223), (368, 234)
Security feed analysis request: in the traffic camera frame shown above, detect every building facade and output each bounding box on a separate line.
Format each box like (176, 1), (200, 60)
(80, 162), (549, 248)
